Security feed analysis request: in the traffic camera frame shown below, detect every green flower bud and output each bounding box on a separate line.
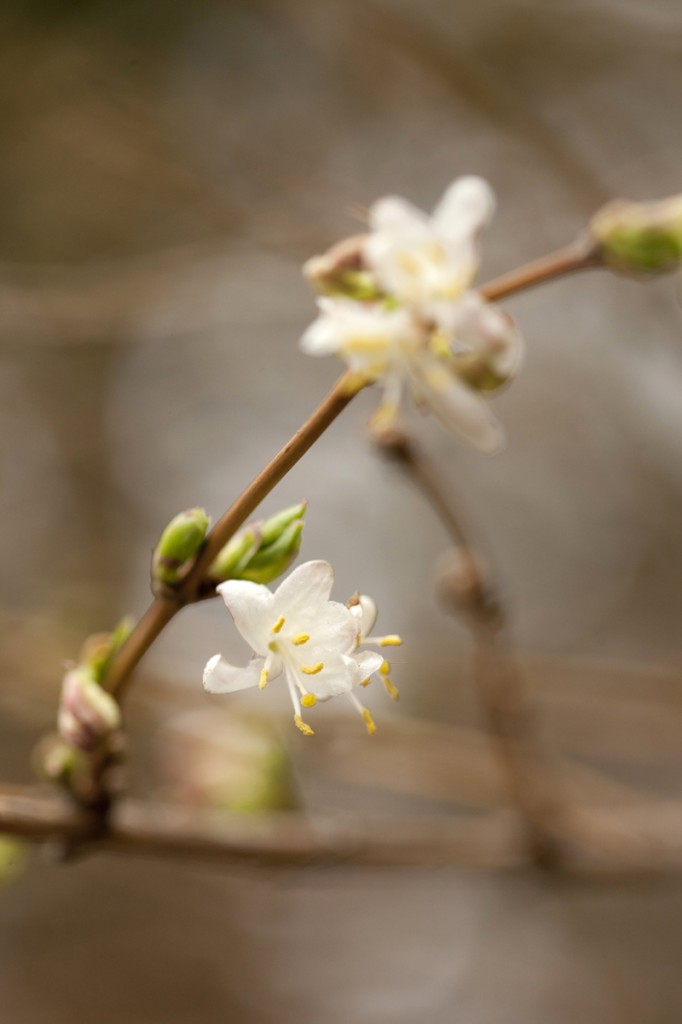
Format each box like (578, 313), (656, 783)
(32, 733), (79, 786)
(152, 507), (210, 586)
(79, 616), (133, 684)
(591, 195), (682, 274)
(209, 502), (306, 585)
(240, 519), (304, 583)
(259, 502), (307, 547)
(208, 524), (261, 582)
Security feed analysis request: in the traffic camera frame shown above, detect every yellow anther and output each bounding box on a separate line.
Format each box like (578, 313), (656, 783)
(381, 676), (400, 701)
(301, 693), (317, 708)
(259, 667), (269, 690)
(370, 402), (399, 433)
(360, 676), (372, 688)
(379, 660), (391, 675)
(294, 714), (314, 737)
(301, 661), (324, 675)
(396, 252), (420, 274)
(379, 635), (403, 647)
(272, 616), (286, 634)
(292, 633), (310, 646)
(362, 708), (377, 736)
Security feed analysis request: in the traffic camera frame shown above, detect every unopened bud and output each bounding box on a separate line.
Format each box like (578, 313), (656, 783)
(304, 234), (382, 300)
(32, 733), (78, 785)
(209, 502), (306, 585)
(208, 524), (261, 582)
(445, 300), (523, 393)
(240, 519), (304, 584)
(58, 668), (121, 753)
(591, 195), (682, 274)
(152, 507), (210, 587)
(259, 502), (307, 547)
(79, 616), (133, 684)
(436, 547), (499, 622)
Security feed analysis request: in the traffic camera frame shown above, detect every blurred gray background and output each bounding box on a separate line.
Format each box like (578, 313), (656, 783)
(0, 1), (681, 1021)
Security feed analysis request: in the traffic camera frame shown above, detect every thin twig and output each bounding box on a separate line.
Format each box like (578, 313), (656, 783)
(2, 785), (682, 875)
(480, 238), (601, 303)
(373, 430), (567, 866)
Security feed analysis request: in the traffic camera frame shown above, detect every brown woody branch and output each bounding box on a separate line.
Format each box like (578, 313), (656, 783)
(373, 430), (567, 866)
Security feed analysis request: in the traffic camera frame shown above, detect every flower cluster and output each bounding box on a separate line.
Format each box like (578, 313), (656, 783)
(203, 560), (401, 735)
(301, 177), (523, 452)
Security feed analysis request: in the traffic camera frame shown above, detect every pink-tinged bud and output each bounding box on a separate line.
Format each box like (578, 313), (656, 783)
(58, 669), (121, 753)
(303, 234), (382, 300)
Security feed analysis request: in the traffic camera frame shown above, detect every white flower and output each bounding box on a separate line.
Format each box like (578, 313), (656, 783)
(203, 560), (402, 735)
(301, 296), (512, 452)
(365, 176), (495, 325)
(300, 177), (523, 452)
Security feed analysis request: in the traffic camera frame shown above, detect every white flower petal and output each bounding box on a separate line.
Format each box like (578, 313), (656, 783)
(369, 196), (430, 240)
(300, 311), (344, 356)
(432, 176), (495, 243)
(353, 649), (384, 681)
(216, 579), (276, 654)
(302, 652), (361, 701)
(447, 293), (524, 379)
(203, 655), (266, 694)
(410, 354), (504, 454)
(289, 601), (358, 653)
(350, 594), (378, 639)
(274, 560), (335, 616)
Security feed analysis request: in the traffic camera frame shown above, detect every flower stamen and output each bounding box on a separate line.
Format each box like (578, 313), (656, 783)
(362, 708), (377, 735)
(382, 677), (400, 700)
(272, 616), (286, 634)
(348, 691), (377, 735)
(378, 659), (400, 699)
(301, 661), (324, 675)
(365, 634), (403, 647)
(292, 633), (310, 646)
(301, 693), (317, 708)
(294, 714), (315, 736)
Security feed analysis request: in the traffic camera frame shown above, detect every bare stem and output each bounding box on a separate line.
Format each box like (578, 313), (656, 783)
(373, 430), (567, 866)
(2, 784), (681, 875)
(480, 238), (601, 303)
(103, 371), (364, 700)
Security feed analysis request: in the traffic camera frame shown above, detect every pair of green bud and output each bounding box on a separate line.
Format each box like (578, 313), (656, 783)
(152, 501), (306, 590)
(591, 194), (682, 275)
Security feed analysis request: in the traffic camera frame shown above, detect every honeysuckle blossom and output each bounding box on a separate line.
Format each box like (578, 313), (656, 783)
(301, 294), (517, 451)
(301, 176), (523, 452)
(365, 175), (494, 325)
(203, 560), (402, 735)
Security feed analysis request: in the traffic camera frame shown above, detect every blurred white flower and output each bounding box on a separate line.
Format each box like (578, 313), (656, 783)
(301, 296), (512, 452)
(365, 176), (494, 325)
(301, 177), (523, 452)
(203, 560), (401, 735)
